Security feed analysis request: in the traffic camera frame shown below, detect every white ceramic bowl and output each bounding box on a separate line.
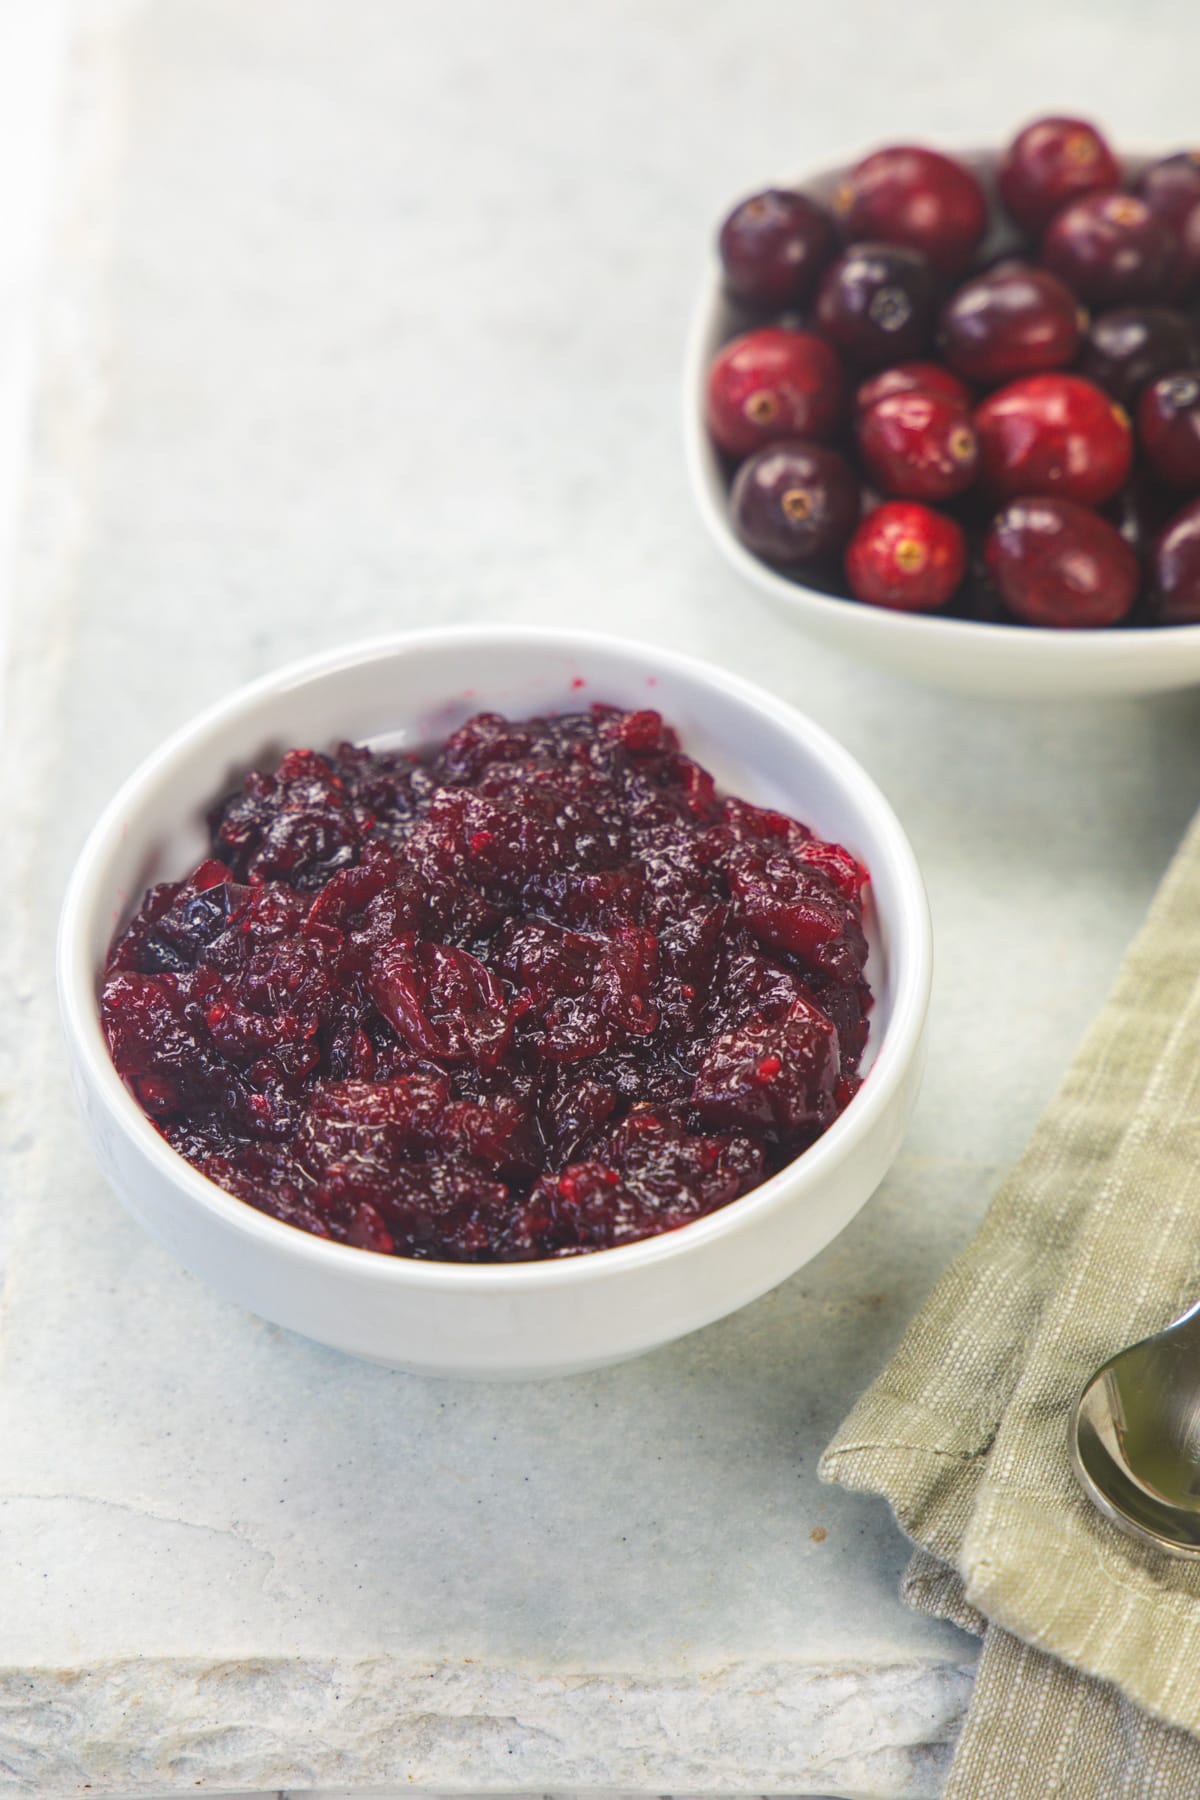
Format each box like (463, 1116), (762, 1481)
(58, 627), (931, 1379)
(684, 151), (1200, 699)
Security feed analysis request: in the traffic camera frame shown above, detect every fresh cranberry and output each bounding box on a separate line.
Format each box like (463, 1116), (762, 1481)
(815, 244), (937, 368)
(974, 373), (1132, 505)
(833, 145), (987, 276)
(1180, 205), (1200, 296)
(997, 116), (1121, 235)
(939, 264), (1083, 385)
(1041, 192), (1177, 306)
(1080, 306), (1200, 407)
(1136, 155), (1200, 294)
(854, 361), (971, 415)
(1153, 499), (1200, 622)
(985, 497), (1138, 627)
(844, 501), (966, 610)
(1138, 370), (1200, 488)
(730, 441), (860, 565)
(1107, 477), (1176, 564)
(718, 189), (837, 309)
(705, 327), (846, 458)
(856, 391), (978, 501)
(1134, 152), (1200, 233)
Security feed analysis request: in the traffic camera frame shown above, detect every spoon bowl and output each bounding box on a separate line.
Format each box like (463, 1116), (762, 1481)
(1072, 1300), (1200, 1556)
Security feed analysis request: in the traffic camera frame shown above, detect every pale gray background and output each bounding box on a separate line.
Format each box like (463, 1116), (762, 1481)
(4, 2), (1200, 1797)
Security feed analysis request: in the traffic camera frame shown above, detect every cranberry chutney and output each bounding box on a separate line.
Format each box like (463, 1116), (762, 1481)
(100, 704), (872, 1264)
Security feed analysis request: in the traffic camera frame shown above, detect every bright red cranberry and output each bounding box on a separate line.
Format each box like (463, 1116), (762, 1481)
(998, 116), (1121, 236)
(974, 373), (1132, 505)
(854, 361), (971, 415)
(1138, 370), (1200, 489)
(718, 189), (837, 309)
(1080, 306), (1200, 407)
(815, 244), (937, 368)
(730, 441), (860, 565)
(844, 501), (965, 610)
(705, 328), (846, 458)
(833, 145), (987, 276)
(1041, 192), (1177, 306)
(1153, 499), (1200, 622)
(939, 264), (1083, 385)
(857, 391), (978, 501)
(984, 497), (1138, 627)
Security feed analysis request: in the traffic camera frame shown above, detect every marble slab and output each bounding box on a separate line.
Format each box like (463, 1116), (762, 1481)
(6, 0), (1200, 1796)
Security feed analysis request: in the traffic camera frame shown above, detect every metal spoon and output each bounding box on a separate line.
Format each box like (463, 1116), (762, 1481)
(1072, 1300), (1200, 1557)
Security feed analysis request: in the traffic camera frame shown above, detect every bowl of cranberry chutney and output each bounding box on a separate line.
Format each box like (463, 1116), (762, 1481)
(58, 628), (931, 1379)
(686, 128), (1200, 698)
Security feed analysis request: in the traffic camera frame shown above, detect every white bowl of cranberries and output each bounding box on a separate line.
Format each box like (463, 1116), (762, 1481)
(59, 628), (931, 1378)
(685, 118), (1200, 696)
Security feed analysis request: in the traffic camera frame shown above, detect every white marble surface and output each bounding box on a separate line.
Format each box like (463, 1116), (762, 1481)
(6, 1), (1200, 1796)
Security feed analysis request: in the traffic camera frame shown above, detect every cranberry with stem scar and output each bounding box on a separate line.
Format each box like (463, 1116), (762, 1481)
(856, 391), (979, 501)
(815, 243), (937, 369)
(718, 188), (837, 309)
(998, 116), (1121, 235)
(844, 501), (966, 611)
(833, 145), (987, 276)
(1042, 192), (1177, 307)
(730, 441), (861, 566)
(705, 328), (846, 459)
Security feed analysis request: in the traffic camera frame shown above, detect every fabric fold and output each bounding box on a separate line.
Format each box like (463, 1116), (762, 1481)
(821, 811), (1200, 1793)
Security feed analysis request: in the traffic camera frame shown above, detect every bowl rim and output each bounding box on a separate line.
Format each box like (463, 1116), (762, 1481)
(684, 146), (1200, 665)
(58, 623), (932, 1293)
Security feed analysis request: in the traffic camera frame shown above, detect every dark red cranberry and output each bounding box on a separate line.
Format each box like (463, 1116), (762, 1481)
(1107, 477), (1176, 563)
(1041, 192), (1177, 306)
(1138, 370), (1200, 489)
(1134, 153), (1200, 234)
(1080, 306), (1200, 407)
(833, 145), (987, 276)
(844, 501), (965, 610)
(984, 497), (1138, 627)
(974, 374), (1132, 506)
(730, 441), (860, 565)
(939, 264), (1083, 385)
(705, 328), (846, 458)
(1153, 499), (1200, 622)
(1180, 205), (1200, 297)
(815, 244), (937, 368)
(857, 391), (978, 501)
(854, 361), (971, 415)
(998, 116), (1121, 235)
(718, 189), (837, 309)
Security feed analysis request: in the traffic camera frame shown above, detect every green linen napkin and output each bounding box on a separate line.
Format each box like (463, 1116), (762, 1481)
(820, 810), (1200, 1798)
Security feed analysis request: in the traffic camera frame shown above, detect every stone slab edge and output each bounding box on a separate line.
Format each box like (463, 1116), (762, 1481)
(0, 1656), (974, 1798)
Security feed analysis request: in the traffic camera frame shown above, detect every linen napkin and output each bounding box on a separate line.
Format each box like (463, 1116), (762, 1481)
(820, 808), (1200, 1798)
